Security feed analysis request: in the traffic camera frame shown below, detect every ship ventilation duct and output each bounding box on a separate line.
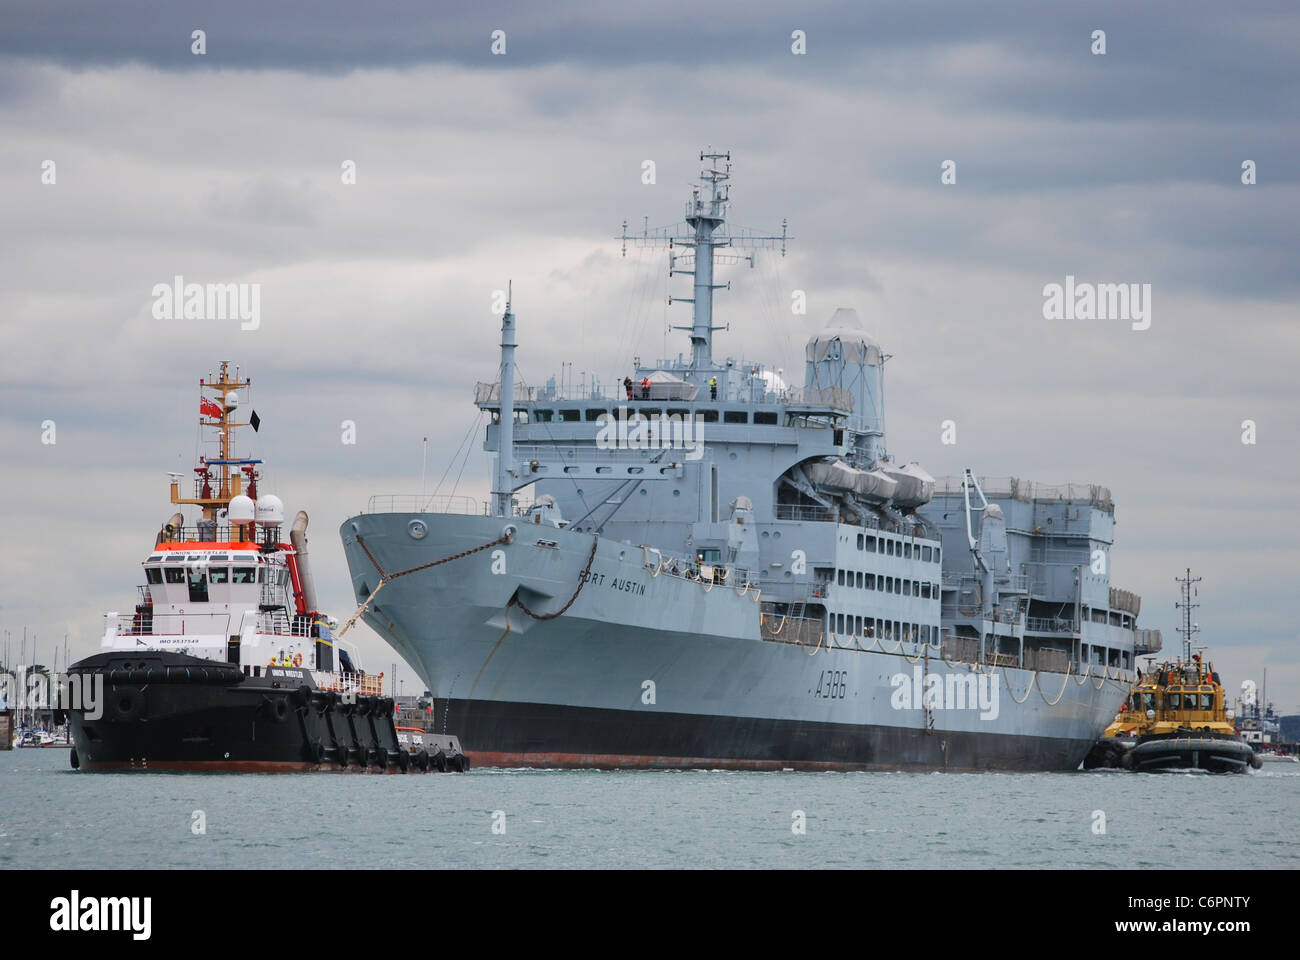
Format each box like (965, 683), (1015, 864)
(157, 512), (184, 546)
(290, 511), (320, 614)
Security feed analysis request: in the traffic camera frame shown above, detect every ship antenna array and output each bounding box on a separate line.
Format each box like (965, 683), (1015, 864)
(1174, 567), (1202, 663)
(617, 149), (791, 383)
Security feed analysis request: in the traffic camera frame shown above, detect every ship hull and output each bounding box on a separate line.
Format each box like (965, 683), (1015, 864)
(65, 650), (462, 773)
(341, 512), (1130, 772)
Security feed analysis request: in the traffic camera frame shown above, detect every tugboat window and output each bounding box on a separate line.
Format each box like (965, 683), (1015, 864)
(1167, 693), (1182, 709)
(232, 567), (256, 584)
(146, 568), (163, 584)
(164, 568), (185, 584)
(209, 567), (230, 584)
(1200, 693), (1214, 710)
(187, 567), (209, 603)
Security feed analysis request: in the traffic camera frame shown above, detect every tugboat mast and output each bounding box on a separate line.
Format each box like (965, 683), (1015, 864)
(168, 360), (259, 522)
(1174, 567), (1202, 663)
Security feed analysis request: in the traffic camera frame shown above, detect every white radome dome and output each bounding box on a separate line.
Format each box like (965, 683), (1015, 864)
(255, 494), (285, 526)
(227, 495), (255, 524)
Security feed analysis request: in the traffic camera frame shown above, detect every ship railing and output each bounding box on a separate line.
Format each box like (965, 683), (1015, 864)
(136, 585), (153, 606)
(940, 605), (1020, 624)
(313, 671), (384, 697)
(781, 386), (854, 412)
(363, 494), (481, 516)
(474, 381), (537, 404)
(773, 504), (837, 522)
(256, 613), (314, 638)
(1025, 616), (1078, 634)
(931, 477), (1113, 510)
(760, 613), (824, 647)
(107, 611), (232, 637)
(157, 524), (254, 544)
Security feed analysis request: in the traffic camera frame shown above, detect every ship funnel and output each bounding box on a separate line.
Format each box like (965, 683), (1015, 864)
(805, 308), (886, 460)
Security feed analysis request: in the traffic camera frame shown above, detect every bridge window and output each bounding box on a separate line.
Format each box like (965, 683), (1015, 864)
(585, 409), (606, 421)
(1200, 693), (1214, 710)
(164, 568), (185, 584)
(532, 409), (553, 423)
(724, 411), (748, 424)
(701, 410), (719, 423)
(560, 409), (580, 422)
(187, 568), (208, 603)
(209, 567), (230, 584)
(145, 568), (163, 584)
(754, 411), (777, 425)
(1167, 693), (1182, 709)
(232, 567), (256, 584)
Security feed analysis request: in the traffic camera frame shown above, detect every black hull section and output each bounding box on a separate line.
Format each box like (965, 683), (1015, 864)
(1082, 733), (1259, 774)
(440, 698), (1091, 771)
(67, 651), (464, 773)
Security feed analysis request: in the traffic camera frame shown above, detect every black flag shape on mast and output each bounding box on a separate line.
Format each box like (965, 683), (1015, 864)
(250, 410), (261, 432)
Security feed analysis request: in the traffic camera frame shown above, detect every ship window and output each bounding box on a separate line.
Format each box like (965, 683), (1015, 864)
(922, 546), (932, 561)
(258, 567), (267, 583)
(886, 540), (894, 556)
(856, 534), (864, 550)
(904, 543), (912, 559)
(701, 410), (719, 423)
(585, 409), (606, 421)
(837, 614), (845, 633)
(934, 547), (940, 563)
(147, 554), (162, 562)
(209, 567), (230, 584)
(668, 408), (690, 418)
(724, 411), (748, 424)
(209, 554), (229, 561)
(532, 410), (553, 423)
(1141, 693), (1155, 712)
(164, 568), (185, 584)
(921, 582), (930, 599)
(560, 409), (580, 422)
(1200, 694), (1214, 710)
(866, 574), (875, 590)
(1167, 693), (1182, 709)
(837, 570), (845, 586)
(856, 572), (863, 588)
(145, 568), (163, 584)
(187, 567), (209, 603)
(232, 567), (256, 584)
(754, 411), (778, 425)
(866, 537), (876, 553)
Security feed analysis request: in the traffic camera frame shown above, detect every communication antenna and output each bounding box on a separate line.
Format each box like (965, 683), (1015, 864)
(1174, 567), (1202, 663)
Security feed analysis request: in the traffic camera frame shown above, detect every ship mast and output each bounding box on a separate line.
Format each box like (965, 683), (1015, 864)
(492, 285), (517, 518)
(1174, 567), (1201, 663)
(169, 360), (257, 521)
(619, 150), (790, 385)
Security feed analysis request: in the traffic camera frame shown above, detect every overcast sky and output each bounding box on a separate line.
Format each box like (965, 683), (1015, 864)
(2, 1), (1297, 711)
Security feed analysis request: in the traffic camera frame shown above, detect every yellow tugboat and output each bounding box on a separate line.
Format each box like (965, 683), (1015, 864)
(1082, 570), (1260, 773)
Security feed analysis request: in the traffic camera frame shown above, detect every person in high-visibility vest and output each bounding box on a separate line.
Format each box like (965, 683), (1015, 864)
(709, 376), (718, 400)
(640, 377), (651, 399)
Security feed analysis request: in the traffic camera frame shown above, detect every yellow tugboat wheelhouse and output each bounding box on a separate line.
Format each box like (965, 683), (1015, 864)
(1083, 570), (1260, 773)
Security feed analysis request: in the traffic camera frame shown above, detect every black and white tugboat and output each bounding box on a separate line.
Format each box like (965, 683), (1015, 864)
(66, 362), (466, 773)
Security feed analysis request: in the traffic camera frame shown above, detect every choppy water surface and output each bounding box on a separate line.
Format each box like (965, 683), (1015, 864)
(2, 750), (1296, 869)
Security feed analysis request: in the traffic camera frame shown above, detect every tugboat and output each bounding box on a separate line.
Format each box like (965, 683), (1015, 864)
(1083, 570), (1259, 773)
(65, 362), (466, 773)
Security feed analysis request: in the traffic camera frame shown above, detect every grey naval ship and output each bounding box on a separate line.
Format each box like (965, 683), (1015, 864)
(340, 150), (1161, 771)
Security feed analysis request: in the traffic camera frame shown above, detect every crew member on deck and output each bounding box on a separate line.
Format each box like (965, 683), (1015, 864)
(624, 376), (633, 400)
(641, 377), (651, 399)
(709, 376), (717, 400)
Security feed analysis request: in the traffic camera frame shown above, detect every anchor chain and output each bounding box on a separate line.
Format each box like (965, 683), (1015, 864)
(337, 531), (514, 638)
(511, 536), (600, 620)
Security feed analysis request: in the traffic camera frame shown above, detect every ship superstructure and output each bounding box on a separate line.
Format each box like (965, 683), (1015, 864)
(340, 151), (1154, 770)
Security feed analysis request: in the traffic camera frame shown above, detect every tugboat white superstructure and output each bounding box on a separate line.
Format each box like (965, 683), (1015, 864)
(66, 362), (466, 772)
